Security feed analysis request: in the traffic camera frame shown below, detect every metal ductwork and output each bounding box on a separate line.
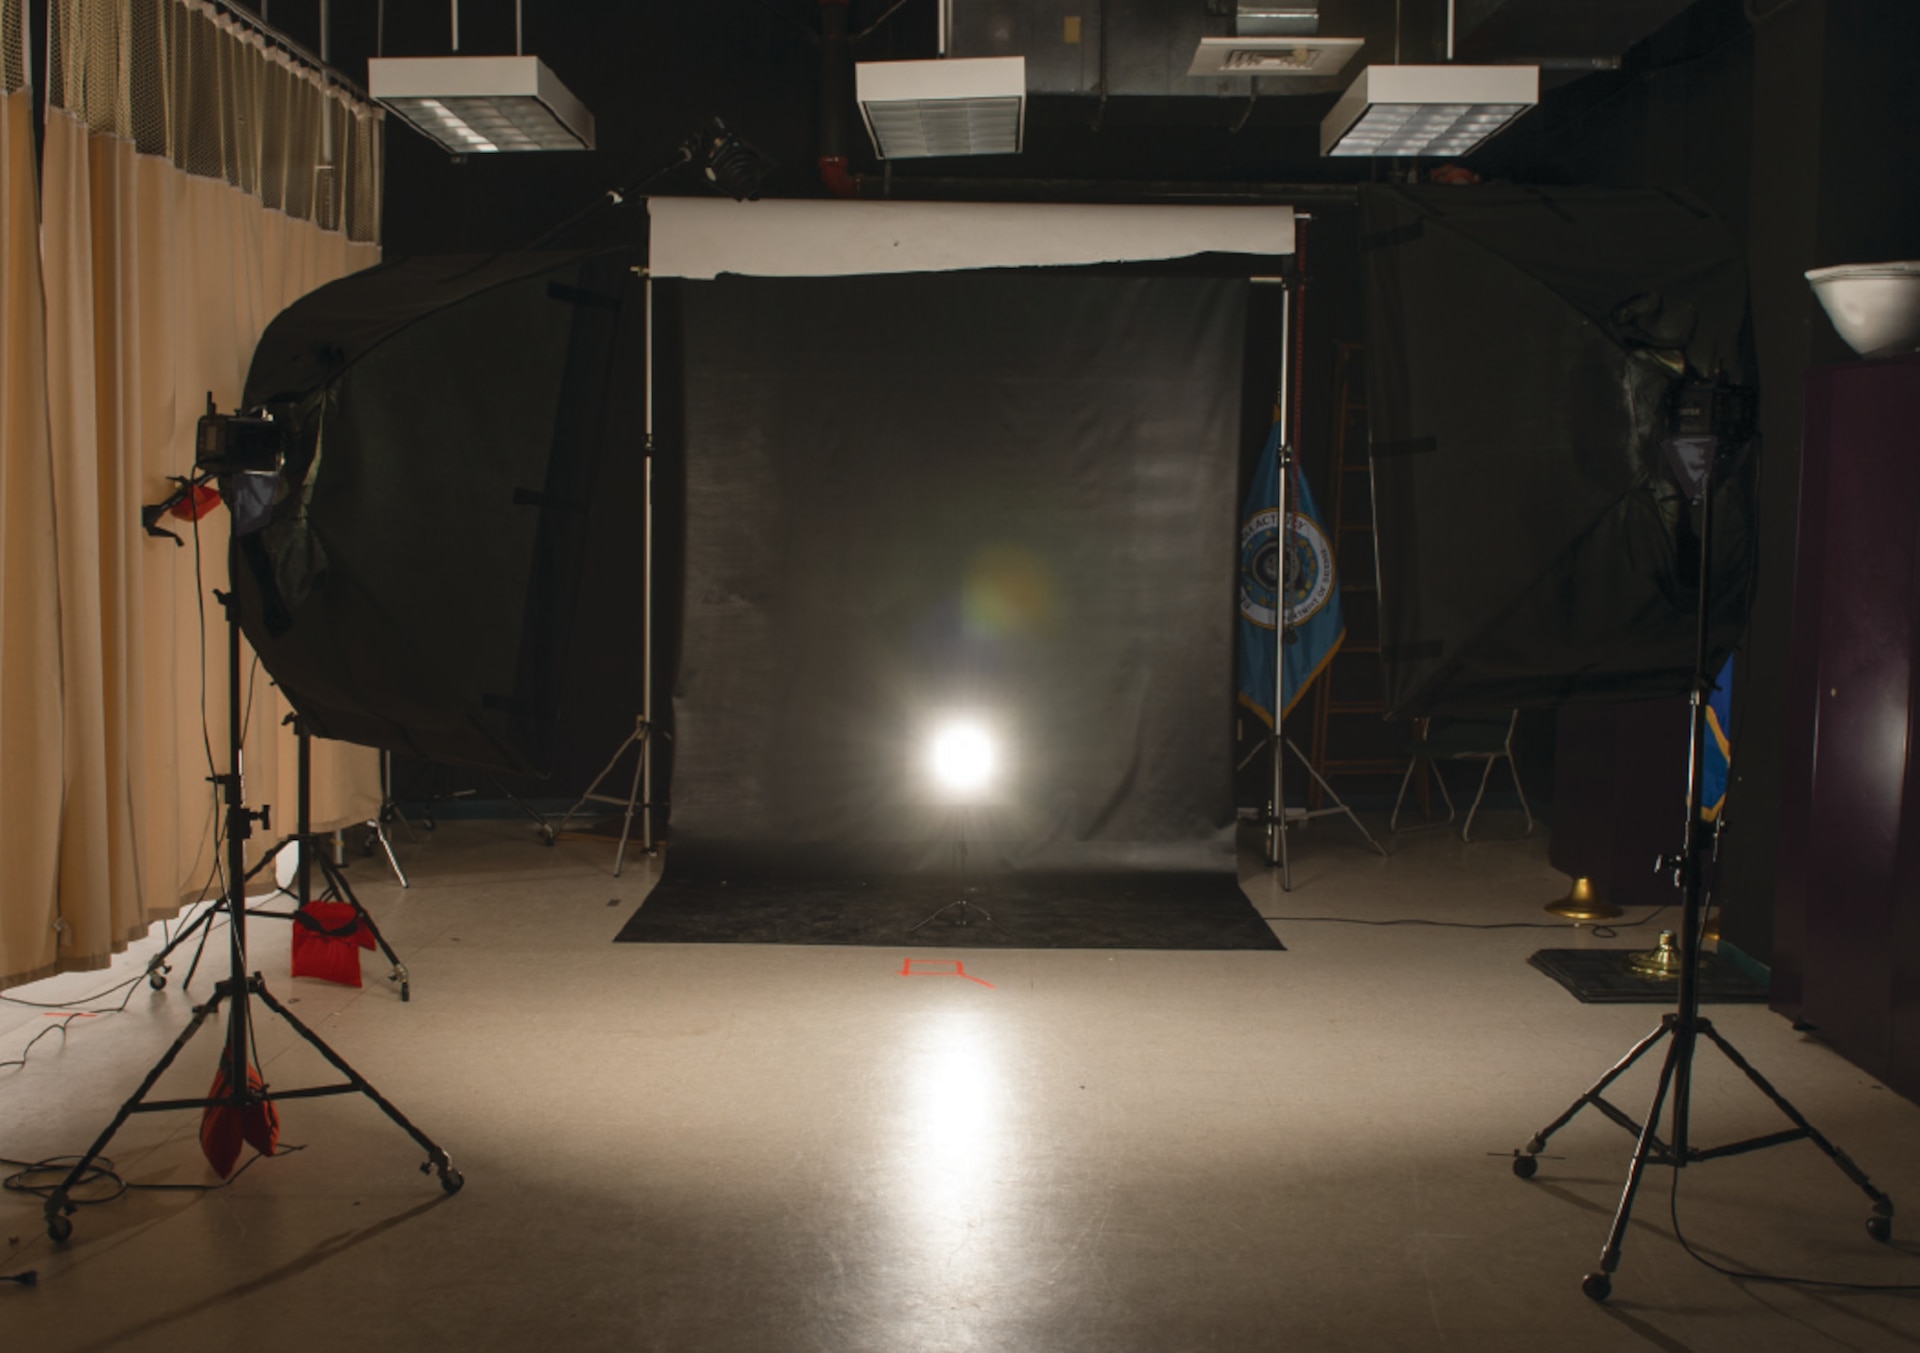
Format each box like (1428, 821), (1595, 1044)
(950, 0), (1364, 97)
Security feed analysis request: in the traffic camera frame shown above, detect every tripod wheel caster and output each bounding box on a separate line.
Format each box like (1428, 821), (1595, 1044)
(148, 970), (167, 991)
(423, 816), (436, 832)
(1581, 1272), (1611, 1302)
(1867, 1214), (1892, 1243)
(1512, 1154), (1538, 1180)
(439, 1167), (464, 1196)
(46, 1213), (72, 1244)
(538, 827), (555, 847)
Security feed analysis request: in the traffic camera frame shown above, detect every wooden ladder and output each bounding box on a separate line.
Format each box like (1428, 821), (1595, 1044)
(1309, 342), (1410, 806)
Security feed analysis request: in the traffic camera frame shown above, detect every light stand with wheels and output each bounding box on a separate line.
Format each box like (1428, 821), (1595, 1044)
(1509, 383), (1892, 1301)
(142, 720), (411, 1002)
(43, 430), (460, 1244)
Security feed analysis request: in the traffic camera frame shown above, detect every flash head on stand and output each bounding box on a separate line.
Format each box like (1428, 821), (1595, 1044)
(196, 396), (292, 536)
(195, 398), (288, 478)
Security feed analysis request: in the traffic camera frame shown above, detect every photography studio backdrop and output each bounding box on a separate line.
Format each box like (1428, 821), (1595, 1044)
(650, 199), (1293, 880)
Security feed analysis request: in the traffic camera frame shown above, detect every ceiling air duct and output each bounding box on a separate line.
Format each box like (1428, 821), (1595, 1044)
(1189, 0), (1362, 79)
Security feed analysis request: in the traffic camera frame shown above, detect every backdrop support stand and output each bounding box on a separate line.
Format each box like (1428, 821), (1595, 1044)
(549, 715), (654, 877)
(1509, 421), (1893, 1301)
(553, 267), (661, 878)
(43, 570), (457, 1245)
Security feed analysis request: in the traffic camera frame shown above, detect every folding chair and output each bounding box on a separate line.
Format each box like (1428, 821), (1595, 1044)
(1390, 708), (1533, 842)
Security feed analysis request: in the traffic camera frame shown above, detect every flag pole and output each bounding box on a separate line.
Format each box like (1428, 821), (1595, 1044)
(1270, 273), (1293, 886)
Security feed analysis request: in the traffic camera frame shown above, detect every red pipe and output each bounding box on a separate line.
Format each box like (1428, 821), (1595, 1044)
(819, 154), (860, 198)
(819, 0), (861, 197)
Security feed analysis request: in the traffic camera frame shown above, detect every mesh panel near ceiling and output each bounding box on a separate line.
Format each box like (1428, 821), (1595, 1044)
(46, 0), (381, 242)
(2, 0), (26, 94)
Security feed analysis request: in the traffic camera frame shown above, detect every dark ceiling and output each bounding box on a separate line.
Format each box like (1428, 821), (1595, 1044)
(224, 0), (1731, 252)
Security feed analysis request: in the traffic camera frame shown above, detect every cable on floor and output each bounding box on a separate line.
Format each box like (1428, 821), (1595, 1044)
(1260, 906), (1671, 940)
(1668, 1166), (1920, 1292)
(3, 1144), (303, 1208)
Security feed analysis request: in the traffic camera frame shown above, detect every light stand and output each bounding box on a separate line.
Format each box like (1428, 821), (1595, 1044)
(1509, 394), (1892, 1301)
(140, 722), (411, 1003)
(909, 812), (1000, 935)
(42, 443), (461, 1243)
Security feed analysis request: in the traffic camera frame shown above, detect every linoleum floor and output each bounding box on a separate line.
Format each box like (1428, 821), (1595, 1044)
(4, 816), (1918, 1352)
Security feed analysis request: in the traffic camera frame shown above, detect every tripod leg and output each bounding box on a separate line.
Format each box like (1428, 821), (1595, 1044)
(1515, 1016), (1674, 1172)
(144, 903), (216, 992)
(181, 905), (224, 991)
(549, 726), (640, 847)
(1697, 1020), (1896, 1237)
(249, 983), (461, 1194)
(612, 728), (648, 879)
(314, 854), (410, 1003)
(43, 985), (230, 1241)
(1582, 1029), (1685, 1302)
(1287, 738), (1387, 856)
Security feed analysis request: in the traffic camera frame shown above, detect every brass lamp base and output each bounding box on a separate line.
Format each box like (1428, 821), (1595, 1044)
(1628, 930), (1687, 979)
(1544, 877), (1621, 924)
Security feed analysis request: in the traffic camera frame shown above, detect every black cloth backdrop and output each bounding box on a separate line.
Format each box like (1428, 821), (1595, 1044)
(1360, 185), (1755, 717)
(667, 272), (1246, 875)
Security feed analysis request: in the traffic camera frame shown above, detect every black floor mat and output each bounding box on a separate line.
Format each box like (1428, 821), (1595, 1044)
(615, 861), (1282, 950)
(1528, 948), (1769, 1004)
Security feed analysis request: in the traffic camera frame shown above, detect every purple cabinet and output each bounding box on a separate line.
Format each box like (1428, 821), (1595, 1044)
(1777, 352), (1920, 1104)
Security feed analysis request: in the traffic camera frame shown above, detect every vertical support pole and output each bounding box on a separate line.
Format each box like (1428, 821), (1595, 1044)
(641, 268), (656, 852)
(296, 724), (312, 908)
(1672, 448), (1717, 1164)
(1269, 275), (1293, 886)
(224, 591), (250, 1081)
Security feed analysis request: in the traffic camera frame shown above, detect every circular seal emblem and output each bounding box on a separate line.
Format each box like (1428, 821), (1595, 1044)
(1240, 507), (1335, 630)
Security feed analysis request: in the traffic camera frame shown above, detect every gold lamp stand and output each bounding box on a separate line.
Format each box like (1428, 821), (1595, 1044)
(1543, 876), (1620, 924)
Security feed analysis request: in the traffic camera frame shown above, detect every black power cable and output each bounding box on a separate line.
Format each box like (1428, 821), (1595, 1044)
(1260, 906), (1673, 941)
(1669, 1168), (1920, 1293)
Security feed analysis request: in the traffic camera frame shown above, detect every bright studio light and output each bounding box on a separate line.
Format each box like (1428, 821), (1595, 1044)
(928, 721), (996, 798)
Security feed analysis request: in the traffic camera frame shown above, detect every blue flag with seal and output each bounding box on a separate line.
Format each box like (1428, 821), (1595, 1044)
(1237, 422), (1345, 728)
(1702, 655), (1733, 821)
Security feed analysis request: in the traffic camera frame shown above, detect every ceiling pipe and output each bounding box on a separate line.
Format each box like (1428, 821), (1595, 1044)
(818, 0), (861, 197)
(828, 176), (1358, 206)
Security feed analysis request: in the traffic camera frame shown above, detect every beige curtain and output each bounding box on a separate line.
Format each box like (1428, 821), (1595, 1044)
(2, 0), (385, 987)
(1, 5), (69, 989)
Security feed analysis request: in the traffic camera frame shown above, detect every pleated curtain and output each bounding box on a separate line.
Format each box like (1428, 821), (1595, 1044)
(2, 0), (384, 988)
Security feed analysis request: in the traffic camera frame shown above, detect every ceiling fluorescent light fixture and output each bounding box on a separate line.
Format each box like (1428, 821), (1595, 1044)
(1188, 36), (1364, 78)
(368, 56), (594, 153)
(856, 57), (1026, 159)
(1320, 64), (1537, 157)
